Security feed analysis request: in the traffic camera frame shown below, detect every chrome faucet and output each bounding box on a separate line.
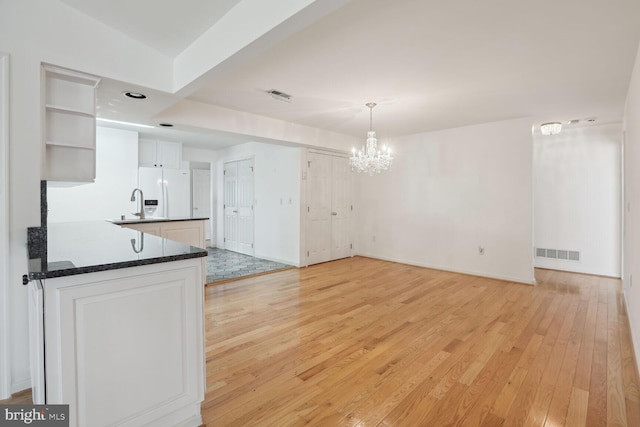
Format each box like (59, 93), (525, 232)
(130, 188), (145, 219)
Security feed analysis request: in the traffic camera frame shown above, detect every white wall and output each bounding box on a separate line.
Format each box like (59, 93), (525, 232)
(534, 124), (622, 277)
(0, 0), (172, 394)
(216, 142), (302, 266)
(47, 127), (139, 223)
(355, 118), (535, 284)
(623, 42), (640, 376)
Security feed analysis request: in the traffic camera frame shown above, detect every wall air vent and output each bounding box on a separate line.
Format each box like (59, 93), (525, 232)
(267, 89), (292, 103)
(535, 247), (580, 262)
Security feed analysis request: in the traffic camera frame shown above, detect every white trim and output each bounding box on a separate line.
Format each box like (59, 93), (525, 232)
(354, 252), (537, 285)
(0, 52), (11, 400)
(253, 253), (299, 268)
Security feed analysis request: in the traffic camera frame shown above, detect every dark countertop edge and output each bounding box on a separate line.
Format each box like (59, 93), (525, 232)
(107, 217), (210, 225)
(28, 249), (207, 281)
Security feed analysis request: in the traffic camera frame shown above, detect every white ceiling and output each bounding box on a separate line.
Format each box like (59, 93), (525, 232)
(65, 0), (640, 145)
(59, 0), (242, 56)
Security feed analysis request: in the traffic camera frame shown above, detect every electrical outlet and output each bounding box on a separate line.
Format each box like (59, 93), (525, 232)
(372, 235), (376, 242)
(478, 246), (485, 255)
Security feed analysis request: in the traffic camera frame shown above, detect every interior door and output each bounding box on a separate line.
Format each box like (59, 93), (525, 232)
(192, 168), (211, 242)
(307, 153), (332, 264)
(331, 156), (352, 260)
(223, 162), (239, 253)
(306, 152), (352, 265)
(223, 159), (254, 255)
(236, 159), (254, 255)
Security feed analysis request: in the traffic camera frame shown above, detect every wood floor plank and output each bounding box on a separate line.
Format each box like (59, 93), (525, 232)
(574, 281), (600, 392)
(586, 300), (609, 426)
(524, 297), (579, 426)
(607, 280), (628, 426)
(543, 299), (588, 426)
(566, 386), (590, 427)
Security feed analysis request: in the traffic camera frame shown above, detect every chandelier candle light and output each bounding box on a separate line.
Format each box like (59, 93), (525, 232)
(350, 102), (393, 174)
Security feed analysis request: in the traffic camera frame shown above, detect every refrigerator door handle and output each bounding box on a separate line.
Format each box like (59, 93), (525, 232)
(164, 180), (169, 218)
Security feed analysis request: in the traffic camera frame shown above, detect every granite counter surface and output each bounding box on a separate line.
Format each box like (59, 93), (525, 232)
(106, 216), (209, 225)
(27, 221), (207, 281)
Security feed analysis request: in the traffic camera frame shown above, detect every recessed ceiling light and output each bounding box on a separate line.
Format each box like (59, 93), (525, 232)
(159, 123), (173, 127)
(123, 91), (146, 99)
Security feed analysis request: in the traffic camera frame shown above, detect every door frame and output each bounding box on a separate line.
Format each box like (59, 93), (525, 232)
(191, 167), (212, 245)
(0, 52), (11, 399)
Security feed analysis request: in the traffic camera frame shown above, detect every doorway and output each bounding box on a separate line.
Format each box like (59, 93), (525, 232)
(223, 159), (254, 255)
(306, 151), (352, 265)
(192, 167), (211, 245)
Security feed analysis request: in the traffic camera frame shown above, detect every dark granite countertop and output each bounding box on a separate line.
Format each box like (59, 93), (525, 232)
(27, 221), (207, 281)
(106, 216), (210, 225)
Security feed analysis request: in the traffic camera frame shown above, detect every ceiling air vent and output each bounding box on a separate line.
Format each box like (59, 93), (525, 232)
(267, 89), (292, 103)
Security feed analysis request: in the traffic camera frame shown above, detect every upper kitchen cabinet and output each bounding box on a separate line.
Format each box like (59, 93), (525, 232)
(139, 139), (181, 169)
(41, 64), (100, 184)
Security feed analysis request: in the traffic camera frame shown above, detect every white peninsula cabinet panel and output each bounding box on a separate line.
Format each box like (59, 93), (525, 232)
(43, 259), (204, 427)
(123, 220), (206, 249)
(42, 64), (100, 183)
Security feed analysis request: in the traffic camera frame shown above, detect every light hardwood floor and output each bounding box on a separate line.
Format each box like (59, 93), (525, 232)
(4, 257), (639, 426)
(202, 257), (640, 426)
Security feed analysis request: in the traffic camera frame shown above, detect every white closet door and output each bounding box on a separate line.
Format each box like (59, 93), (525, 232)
(236, 159), (254, 256)
(307, 153), (332, 265)
(223, 162), (239, 253)
(223, 159), (254, 256)
(331, 156), (352, 260)
(306, 152), (352, 265)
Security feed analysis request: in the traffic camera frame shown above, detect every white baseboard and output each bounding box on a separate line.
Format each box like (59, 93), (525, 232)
(355, 252), (536, 285)
(253, 253), (299, 268)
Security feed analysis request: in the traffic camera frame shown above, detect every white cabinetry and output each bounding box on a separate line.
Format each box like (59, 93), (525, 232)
(42, 259), (205, 427)
(42, 64), (100, 183)
(139, 139), (181, 169)
(122, 220), (206, 249)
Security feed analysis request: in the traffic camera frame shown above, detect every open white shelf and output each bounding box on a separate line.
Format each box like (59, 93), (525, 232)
(42, 64), (100, 183)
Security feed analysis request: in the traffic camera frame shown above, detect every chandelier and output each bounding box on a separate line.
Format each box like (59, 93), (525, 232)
(350, 102), (393, 174)
(540, 122), (562, 136)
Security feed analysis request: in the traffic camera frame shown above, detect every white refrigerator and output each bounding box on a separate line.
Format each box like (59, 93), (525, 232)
(138, 167), (191, 218)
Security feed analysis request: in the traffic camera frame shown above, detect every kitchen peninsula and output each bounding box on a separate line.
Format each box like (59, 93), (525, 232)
(108, 216), (207, 250)
(26, 217), (208, 427)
